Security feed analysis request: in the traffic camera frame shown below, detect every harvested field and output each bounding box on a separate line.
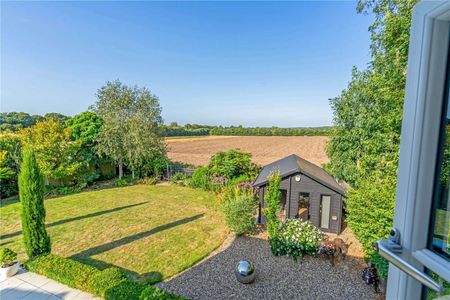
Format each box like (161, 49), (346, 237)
(166, 136), (329, 167)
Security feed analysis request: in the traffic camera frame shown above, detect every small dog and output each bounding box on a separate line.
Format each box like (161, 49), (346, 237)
(318, 238), (352, 266)
(333, 238), (352, 260)
(318, 239), (337, 265)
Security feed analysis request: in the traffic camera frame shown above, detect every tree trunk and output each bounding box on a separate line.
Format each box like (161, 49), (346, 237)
(132, 170), (135, 179)
(118, 160), (123, 179)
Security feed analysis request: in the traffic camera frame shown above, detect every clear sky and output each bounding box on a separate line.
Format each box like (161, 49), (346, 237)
(1, 1), (373, 127)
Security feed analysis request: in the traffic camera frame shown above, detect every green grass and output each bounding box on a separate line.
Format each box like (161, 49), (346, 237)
(0, 185), (228, 283)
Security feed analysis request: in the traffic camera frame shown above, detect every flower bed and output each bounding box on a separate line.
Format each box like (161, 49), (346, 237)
(271, 219), (324, 259)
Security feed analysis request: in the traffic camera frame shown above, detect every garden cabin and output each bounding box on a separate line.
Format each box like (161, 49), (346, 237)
(253, 154), (345, 234)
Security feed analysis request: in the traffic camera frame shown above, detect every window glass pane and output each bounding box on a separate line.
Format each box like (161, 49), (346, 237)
(297, 192), (310, 221)
(429, 59), (450, 260)
(320, 195), (331, 229)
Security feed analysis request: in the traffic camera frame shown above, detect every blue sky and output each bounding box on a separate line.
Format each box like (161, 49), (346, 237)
(1, 1), (373, 127)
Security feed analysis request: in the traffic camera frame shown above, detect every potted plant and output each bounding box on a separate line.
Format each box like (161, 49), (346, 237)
(0, 248), (19, 279)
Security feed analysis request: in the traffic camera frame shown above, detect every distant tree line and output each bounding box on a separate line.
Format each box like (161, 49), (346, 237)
(164, 123), (331, 137)
(0, 112), (70, 131)
(2, 114), (330, 137)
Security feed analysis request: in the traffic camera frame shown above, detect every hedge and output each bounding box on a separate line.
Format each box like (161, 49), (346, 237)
(25, 254), (186, 300)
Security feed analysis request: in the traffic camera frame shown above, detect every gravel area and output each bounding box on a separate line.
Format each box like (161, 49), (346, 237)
(157, 235), (377, 300)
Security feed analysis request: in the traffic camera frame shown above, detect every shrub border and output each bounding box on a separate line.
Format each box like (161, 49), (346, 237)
(25, 254), (186, 300)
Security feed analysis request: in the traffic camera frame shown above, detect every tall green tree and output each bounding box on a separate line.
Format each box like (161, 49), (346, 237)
(326, 0), (418, 274)
(19, 147), (51, 258)
(93, 80), (166, 179)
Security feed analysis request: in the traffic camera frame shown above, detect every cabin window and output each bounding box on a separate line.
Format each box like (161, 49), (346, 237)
(297, 192), (310, 221)
(280, 189), (287, 222)
(320, 195), (331, 229)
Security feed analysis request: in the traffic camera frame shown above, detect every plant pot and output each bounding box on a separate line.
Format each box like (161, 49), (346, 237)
(0, 261), (20, 280)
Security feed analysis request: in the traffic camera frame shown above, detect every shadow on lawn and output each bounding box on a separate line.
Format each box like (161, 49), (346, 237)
(0, 201), (149, 240)
(70, 214), (205, 284)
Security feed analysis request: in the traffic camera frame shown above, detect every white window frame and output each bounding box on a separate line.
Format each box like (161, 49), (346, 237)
(387, 1), (450, 299)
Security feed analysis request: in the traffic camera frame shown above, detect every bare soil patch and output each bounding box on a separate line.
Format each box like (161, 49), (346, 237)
(167, 136), (329, 167)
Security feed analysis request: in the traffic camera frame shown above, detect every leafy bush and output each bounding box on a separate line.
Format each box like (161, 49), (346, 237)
(369, 251), (389, 279)
(219, 179), (255, 203)
(115, 176), (138, 187)
(19, 147), (51, 258)
(170, 173), (189, 186)
(223, 194), (258, 235)
(0, 248), (17, 267)
(137, 177), (159, 185)
(115, 178), (129, 187)
(208, 149), (259, 180)
(272, 219), (323, 259)
(189, 167), (212, 190)
(25, 254), (184, 299)
(45, 182), (87, 197)
(226, 174), (253, 186)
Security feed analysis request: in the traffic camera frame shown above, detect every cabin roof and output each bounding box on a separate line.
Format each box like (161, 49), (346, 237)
(252, 154), (345, 195)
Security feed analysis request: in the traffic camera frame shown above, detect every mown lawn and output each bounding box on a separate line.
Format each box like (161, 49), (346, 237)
(0, 185), (228, 283)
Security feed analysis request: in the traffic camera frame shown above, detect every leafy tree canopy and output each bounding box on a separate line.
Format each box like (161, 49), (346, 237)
(20, 119), (85, 184)
(92, 80), (166, 178)
(66, 111), (103, 144)
(44, 113), (71, 125)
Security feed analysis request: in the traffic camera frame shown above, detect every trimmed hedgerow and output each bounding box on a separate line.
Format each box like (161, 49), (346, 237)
(104, 280), (145, 300)
(25, 253), (96, 292)
(25, 254), (186, 300)
(140, 286), (185, 300)
(90, 267), (127, 297)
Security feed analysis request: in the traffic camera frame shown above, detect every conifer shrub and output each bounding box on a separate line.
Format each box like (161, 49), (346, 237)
(19, 147), (51, 258)
(263, 172), (282, 253)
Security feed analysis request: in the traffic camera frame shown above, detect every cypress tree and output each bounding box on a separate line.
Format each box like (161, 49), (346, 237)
(19, 147), (51, 258)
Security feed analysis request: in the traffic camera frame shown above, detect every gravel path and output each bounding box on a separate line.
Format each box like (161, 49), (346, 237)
(157, 235), (377, 300)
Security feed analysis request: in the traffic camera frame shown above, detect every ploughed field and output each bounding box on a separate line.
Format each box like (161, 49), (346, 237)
(167, 136), (329, 167)
(0, 185), (227, 283)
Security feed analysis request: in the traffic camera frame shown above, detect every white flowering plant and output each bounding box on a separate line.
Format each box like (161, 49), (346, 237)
(271, 219), (324, 259)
